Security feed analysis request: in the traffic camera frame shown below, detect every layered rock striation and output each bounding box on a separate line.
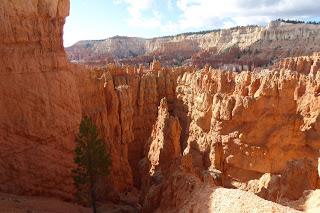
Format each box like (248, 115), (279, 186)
(0, 0), (82, 199)
(67, 21), (320, 68)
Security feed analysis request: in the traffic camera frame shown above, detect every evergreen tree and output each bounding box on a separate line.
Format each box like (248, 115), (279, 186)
(72, 116), (110, 213)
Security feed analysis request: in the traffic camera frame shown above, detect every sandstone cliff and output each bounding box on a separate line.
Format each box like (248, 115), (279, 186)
(175, 67), (320, 198)
(138, 58), (320, 211)
(67, 21), (320, 68)
(67, 36), (146, 62)
(0, 0), (82, 199)
(74, 61), (190, 191)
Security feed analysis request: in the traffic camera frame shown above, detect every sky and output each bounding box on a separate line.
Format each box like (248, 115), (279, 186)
(63, 0), (320, 47)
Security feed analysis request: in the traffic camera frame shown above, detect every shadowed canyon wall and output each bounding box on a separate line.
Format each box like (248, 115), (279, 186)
(0, 0), (81, 199)
(74, 63), (191, 190)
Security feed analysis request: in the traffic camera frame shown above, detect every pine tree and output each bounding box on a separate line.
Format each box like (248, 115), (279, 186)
(72, 116), (111, 213)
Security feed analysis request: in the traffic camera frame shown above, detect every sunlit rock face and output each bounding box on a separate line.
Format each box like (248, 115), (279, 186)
(274, 53), (320, 74)
(0, 0), (82, 199)
(66, 21), (320, 68)
(173, 64), (320, 200)
(135, 58), (319, 211)
(78, 56), (319, 211)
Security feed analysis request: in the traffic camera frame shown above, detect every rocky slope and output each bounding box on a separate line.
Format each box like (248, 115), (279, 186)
(67, 36), (146, 62)
(66, 21), (320, 68)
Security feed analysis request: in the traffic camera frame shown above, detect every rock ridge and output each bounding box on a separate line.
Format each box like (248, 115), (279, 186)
(67, 21), (320, 68)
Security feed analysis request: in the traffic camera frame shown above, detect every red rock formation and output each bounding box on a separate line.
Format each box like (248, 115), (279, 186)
(150, 59), (161, 71)
(174, 68), (320, 201)
(1, 1), (320, 211)
(136, 65), (320, 211)
(73, 66), (133, 198)
(147, 98), (181, 175)
(0, 0), (82, 199)
(280, 159), (318, 200)
(274, 52), (320, 74)
(77, 60), (318, 210)
(74, 64), (190, 193)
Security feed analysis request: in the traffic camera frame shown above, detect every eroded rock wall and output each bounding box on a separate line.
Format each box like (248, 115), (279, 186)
(73, 66), (133, 199)
(74, 62), (191, 192)
(174, 66), (320, 199)
(0, 0), (82, 199)
(63, 53), (320, 203)
(274, 52), (320, 74)
(137, 58), (320, 211)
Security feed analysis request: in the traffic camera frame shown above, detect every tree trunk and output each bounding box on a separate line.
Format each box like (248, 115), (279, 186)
(91, 184), (97, 213)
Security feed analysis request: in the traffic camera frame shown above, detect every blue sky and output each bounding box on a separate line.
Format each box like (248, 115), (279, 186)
(63, 0), (320, 47)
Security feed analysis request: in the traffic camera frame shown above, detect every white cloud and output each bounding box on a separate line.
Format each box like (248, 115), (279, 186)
(113, 0), (162, 28)
(113, 0), (320, 34)
(113, 0), (153, 10)
(174, 0), (320, 30)
(167, 0), (173, 10)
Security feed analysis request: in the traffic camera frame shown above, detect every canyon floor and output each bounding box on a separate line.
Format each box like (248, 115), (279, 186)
(3, 188), (318, 213)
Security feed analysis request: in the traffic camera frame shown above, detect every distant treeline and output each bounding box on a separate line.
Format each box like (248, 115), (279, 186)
(276, 19), (320, 25)
(158, 29), (220, 38)
(153, 25), (260, 39)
